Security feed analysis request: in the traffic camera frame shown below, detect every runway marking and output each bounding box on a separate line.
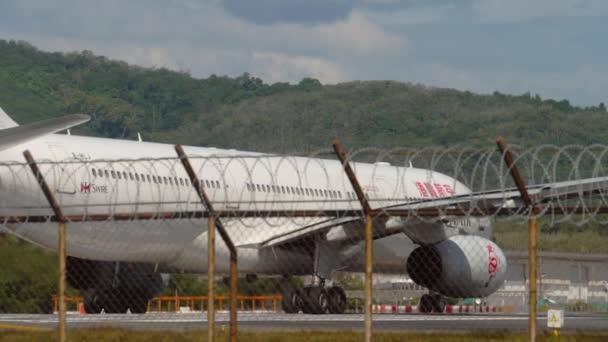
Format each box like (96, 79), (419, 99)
(0, 313), (597, 325)
(0, 323), (50, 331)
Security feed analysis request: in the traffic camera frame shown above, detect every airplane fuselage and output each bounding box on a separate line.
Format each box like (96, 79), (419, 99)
(0, 134), (487, 275)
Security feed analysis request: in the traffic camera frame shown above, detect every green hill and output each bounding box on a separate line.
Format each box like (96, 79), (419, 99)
(1, 39), (606, 153)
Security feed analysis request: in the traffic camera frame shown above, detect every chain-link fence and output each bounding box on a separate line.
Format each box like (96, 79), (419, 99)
(1, 141), (608, 341)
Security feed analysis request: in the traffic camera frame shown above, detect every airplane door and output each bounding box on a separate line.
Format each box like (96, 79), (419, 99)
(48, 143), (78, 195)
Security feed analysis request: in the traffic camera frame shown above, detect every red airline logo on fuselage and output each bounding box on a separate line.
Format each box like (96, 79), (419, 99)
(487, 244), (499, 281)
(80, 182), (108, 194)
(414, 181), (455, 198)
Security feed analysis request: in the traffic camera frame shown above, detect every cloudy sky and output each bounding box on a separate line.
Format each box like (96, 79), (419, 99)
(1, 0), (607, 105)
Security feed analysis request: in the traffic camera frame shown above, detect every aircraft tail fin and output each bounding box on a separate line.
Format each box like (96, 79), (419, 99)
(0, 107), (19, 129)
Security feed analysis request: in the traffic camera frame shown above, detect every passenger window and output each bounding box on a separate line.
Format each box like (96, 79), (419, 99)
(135, 173), (140, 181)
(147, 175), (151, 183)
(123, 171), (128, 179)
(205, 180), (210, 188)
(179, 178), (184, 186)
(91, 168), (97, 177)
(215, 180), (220, 188)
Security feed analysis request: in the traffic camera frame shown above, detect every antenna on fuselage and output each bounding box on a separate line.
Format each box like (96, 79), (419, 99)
(137, 132), (143, 142)
(408, 160), (413, 168)
(67, 129), (71, 136)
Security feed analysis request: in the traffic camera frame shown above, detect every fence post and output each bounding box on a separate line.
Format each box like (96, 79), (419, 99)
(207, 216), (216, 337)
(175, 145), (239, 342)
(332, 140), (374, 342)
(23, 150), (67, 342)
(496, 137), (538, 342)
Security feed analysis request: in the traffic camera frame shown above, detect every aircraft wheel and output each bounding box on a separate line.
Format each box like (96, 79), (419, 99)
(327, 286), (347, 314)
(301, 286), (329, 314)
(83, 288), (102, 314)
(419, 294), (434, 313)
(431, 295), (446, 313)
(282, 288), (302, 314)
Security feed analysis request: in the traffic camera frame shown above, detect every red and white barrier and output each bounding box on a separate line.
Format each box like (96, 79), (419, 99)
(371, 303), (498, 314)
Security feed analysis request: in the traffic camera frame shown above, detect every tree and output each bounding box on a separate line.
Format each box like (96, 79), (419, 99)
(297, 78), (322, 92)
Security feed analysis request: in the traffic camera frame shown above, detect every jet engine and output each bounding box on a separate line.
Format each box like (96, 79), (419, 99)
(406, 235), (507, 298)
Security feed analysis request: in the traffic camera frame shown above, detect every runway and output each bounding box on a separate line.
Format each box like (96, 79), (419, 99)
(1, 312), (607, 333)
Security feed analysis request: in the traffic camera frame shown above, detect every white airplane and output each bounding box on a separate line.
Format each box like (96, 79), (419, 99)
(0, 107), (605, 315)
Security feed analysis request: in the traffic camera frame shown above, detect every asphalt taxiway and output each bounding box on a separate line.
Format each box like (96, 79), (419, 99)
(0, 312), (606, 333)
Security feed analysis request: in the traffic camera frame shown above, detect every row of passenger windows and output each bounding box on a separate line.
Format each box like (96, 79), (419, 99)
(245, 182), (361, 200)
(89, 167), (375, 200)
(90, 168), (223, 189)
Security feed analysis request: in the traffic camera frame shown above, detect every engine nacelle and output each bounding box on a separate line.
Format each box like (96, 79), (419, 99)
(406, 235), (507, 298)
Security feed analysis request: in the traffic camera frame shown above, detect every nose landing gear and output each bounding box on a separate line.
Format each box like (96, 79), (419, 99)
(419, 293), (446, 313)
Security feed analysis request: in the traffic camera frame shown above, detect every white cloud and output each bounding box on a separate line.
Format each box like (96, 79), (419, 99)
(280, 11), (405, 54)
(252, 52), (349, 83)
(1, 3), (401, 83)
(473, 0), (608, 22)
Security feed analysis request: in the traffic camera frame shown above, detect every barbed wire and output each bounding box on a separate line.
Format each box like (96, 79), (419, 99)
(1, 145), (608, 224)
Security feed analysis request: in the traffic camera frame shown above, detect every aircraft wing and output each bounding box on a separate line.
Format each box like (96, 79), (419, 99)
(257, 176), (608, 249)
(0, 114), (90, 152)
(384, 176), (608, 212)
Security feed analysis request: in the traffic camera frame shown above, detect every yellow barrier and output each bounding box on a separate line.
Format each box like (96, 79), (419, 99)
(52, 295), (83, 313)
(146, 295), (283, 313)
(52, 294), (282, 313)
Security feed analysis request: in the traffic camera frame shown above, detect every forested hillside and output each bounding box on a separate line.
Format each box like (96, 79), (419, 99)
(1, 39), (606, 152)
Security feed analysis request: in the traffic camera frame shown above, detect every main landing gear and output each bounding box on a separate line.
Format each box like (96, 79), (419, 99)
(282, 278), (347, 314)
(282, 238), (347, 314)
(419, 293), (446, 313)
